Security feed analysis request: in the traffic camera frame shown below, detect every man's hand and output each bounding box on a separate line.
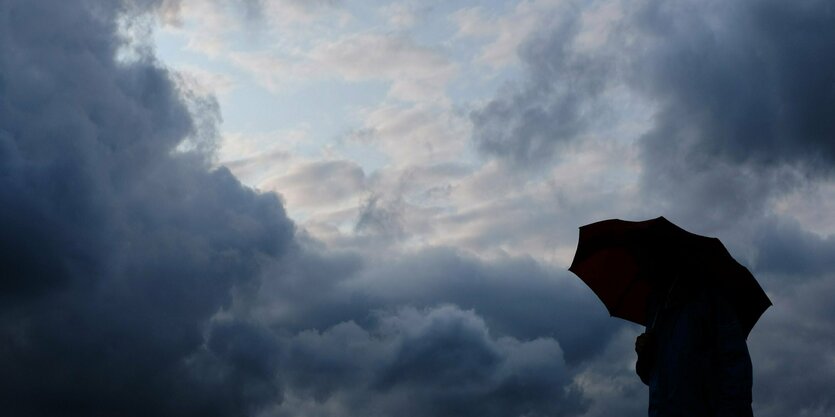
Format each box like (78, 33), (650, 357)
(635, 331), (653, 354)
(635, 331), (656, 385)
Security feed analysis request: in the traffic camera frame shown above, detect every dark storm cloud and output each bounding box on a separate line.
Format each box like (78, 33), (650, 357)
(0, 1), (293, 415)
(271, 305), (588, 417)
(737, 211), (835, 417)
(474, 0), (835, 173)
(747, 274), (835, 417)
(636, 0), (835, 170)
(633, 0), (835, 229)
(214, 242), (624, 415)
(228, 242), (610, 416)
(0, 1), (624, 416)
(753, 218), (835, 278)
(348, 248), (621, 364)
(252, 246), (620, 365)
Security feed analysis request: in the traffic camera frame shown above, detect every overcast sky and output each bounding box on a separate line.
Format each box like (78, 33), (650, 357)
(1, 0), (834, 416)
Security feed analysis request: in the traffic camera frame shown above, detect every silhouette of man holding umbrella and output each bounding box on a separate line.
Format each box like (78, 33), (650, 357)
(635, 270), (755, 416)
(569, 217), (770, 417)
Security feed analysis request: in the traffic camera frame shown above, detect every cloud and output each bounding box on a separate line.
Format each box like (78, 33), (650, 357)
(451, 7), (493, 39)
(469, 0), (835, 414)
(355, 194), (406, 239)
(351, 103), (471, 165)
(472, 0), (835, 184)
(16, 0), (834, 415)
(260, 0), (344, 23)
(308, 33), (458, 102)
(752, 217), (835, 280)
(0, 2), (630, 416)
(214, 241), (629, 415)
(249, 245), (621, 365)
(226, 51), (296, 93)
(635, 0), (835, 169)
(733, 217), (835, 417)
(260, 159), (367, 209)
(747, 273), (835, 417)
(0, 1), (296, 416)
(632, 0), (835, 230)
(210, 32), (456, 100)
(174, 64), (237, 95)
(163, 0), (342, 28)
(455, 0), (573, 68)
(569, 327), (646, 417)
(381, 1), (435, 29)
(432, 135), (642, 262)
(470, 4), (616, 167)
(265, 305), (588, 417)
(772, 180), (835, 237)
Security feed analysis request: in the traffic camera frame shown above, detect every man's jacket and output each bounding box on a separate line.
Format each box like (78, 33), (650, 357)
(637, 283), (754, 417)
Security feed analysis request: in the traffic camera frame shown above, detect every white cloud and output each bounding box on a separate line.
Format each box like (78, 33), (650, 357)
(158, 0), (240, 57)
(260, 159), (368, 211)
(217, 129), (312, 188)
(573, 0), (625, 52)
(351, 103), (471, 166)
(174, 64), (238, 95)
(411, 134), (643, 265)
(772, 180), (835, 238)
(451, 7), (493, 38)
(381, 2), (421, 28)
(178, 30), (457, 101)
(260, 0), (348, 25)
(454, 0), (569, 68)
(308, 33), (457, 102)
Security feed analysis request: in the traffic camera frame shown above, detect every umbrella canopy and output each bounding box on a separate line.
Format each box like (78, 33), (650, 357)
(568, 216), (771, 336)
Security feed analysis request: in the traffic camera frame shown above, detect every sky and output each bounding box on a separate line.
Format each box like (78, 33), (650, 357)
(1, 0), (834, 416)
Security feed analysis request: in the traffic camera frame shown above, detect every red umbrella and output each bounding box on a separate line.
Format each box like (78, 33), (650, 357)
(568, 216), (771, 336)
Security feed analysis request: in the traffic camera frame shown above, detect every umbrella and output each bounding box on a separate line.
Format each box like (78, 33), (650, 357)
(568, 216), (771, 336)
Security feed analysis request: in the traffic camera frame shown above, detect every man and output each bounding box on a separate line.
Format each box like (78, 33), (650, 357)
(635, 275), (754, 417)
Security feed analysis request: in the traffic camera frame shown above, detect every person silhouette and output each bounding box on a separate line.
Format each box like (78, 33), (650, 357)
(634, 273), (754, 417)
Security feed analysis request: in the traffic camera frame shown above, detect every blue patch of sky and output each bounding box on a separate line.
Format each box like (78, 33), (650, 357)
(220, 78), (388, 140)
(154, 21), (390, 160)
(359, 0), (525, 107)
(151, 0), (523, 174)
(333, 140), (390, 174)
